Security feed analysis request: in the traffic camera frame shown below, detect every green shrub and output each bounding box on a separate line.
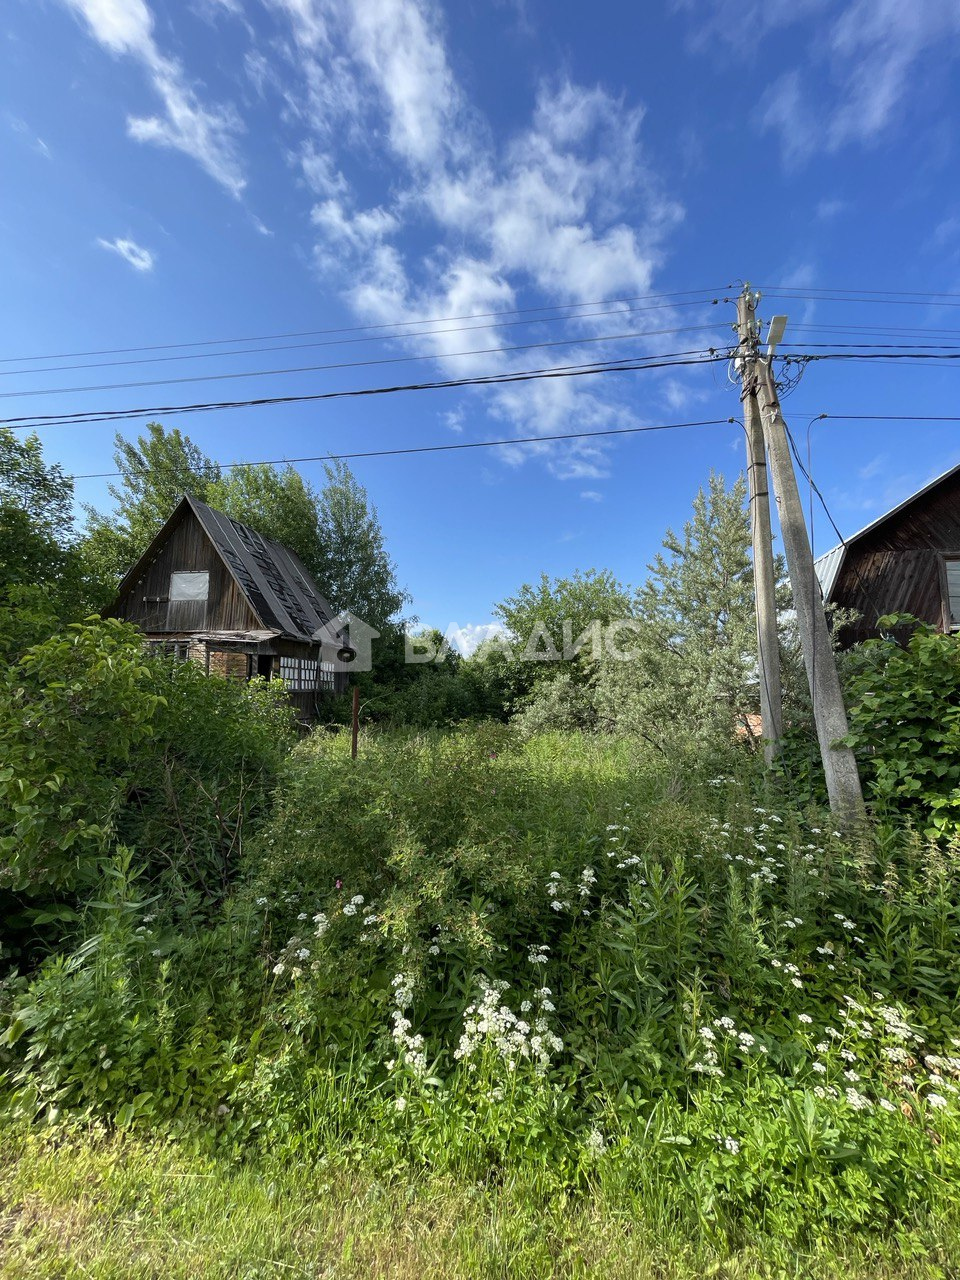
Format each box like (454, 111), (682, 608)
(844, 618), (960, 839)
(118, 656), (297, 912)
(0, 618), (160, 898)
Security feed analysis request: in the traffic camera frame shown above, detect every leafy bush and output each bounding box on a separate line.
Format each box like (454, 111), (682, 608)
(844, 618), (960, 839)
(6, 727), (960, 1255)
(0, 619), (161, 898)
(0, 620), (297, 960)
(118, 657), (297, 911)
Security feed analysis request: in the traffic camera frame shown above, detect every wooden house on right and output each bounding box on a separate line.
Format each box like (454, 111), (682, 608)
(815, 461), (960, 646)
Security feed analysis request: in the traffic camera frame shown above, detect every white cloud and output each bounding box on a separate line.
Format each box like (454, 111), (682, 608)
(759, 71), (817, 168)
(61, 0), (245, 195)
(755, 0), (960, 163)
(269, 0), (684, 477)
(97, 235), (155, 270)
(580, 490), (603, 502)
(9, 115), (52, 159)
(673, 0), (830, 50)
(445, 622), (507, 656)
(815, 197), (846, 221)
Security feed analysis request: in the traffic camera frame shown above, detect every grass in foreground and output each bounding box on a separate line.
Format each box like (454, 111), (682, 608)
(1, 1132), (958, 1280)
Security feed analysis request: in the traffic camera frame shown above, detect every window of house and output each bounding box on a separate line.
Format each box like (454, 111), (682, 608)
(169, 571), (209, 601)
(149, 639), (191, 661)
(279, 656), (320, 692)
(277, 657), (336, 693)
(946, 558), (960, 629)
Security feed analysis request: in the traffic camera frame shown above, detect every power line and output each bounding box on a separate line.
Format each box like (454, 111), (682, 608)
(1, 351), (727, 431)
(761, 291), (960, 310)
(789, 322), (960, 338)
(760, 285), (960, 301)
(0, 335), (733, 401)
(66, 416), (737, 481)
(780, 341), (960, 351)
(784, 417), (888, 628)
(0, 312), (732, 379)
(0, 287), (731, 366)
(10, 335), (959, 406)
(814, 413), (960, 422)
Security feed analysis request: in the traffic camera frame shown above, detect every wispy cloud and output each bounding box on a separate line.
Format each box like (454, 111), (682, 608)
(8, 114), (52, 159)
(580, 490), (603, 502)
(815, 197), (846, 221)
(97, 235), (155, 271)
(61, 0), (245, 195)
(756, 0), (960, 165)
(268, 0), (684, 479)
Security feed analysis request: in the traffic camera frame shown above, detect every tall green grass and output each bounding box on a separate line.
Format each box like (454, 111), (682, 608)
(3, 726), (960, 1265)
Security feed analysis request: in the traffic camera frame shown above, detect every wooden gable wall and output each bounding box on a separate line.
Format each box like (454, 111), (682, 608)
(108, 507), (261, 635)
(833, 471), (960, 645)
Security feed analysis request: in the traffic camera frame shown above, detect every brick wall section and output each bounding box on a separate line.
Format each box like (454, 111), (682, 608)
(206, 649), (249, 681)
(187, 640), (207, 668)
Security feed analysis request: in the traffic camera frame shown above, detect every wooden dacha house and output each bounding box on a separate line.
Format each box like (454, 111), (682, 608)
(815, 461), (960, 646)
(106, 495), (351, 721)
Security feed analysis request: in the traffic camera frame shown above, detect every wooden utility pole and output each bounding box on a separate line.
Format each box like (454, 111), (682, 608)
(756, 357), (866, 827)
(736, 285), (783, 764)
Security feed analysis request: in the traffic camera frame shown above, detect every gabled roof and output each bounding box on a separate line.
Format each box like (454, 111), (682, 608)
(815, 460), (960, 600)
(113, 495), (340, 645)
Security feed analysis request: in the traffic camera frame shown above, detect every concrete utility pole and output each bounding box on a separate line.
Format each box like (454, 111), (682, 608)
(735, 285), (783, 765)
(756, 356), (866, 827)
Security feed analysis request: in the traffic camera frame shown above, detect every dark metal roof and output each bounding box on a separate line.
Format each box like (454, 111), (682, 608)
(184, 495), (339, 644)
(815, 459), (960, 601)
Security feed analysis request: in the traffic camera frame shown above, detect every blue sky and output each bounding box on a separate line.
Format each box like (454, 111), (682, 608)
(3, 0), (960, 648)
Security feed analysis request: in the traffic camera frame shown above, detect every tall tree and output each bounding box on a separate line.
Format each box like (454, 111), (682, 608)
(207, 464), (324, 581)
(0, 428), (86, 654)
(0, 428), (75, 590)
(313, 459), (409, 631)
(81, 423), (220, 605)
(596, 472), (773, 742)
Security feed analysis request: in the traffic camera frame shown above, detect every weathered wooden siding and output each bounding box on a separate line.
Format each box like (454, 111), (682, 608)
(108, 508), (261, 634)
(833, 472), (960, 645)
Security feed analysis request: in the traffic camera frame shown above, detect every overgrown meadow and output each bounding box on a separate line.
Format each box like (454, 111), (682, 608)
(4, 427), (960, 1275)
(3, 650), (960, 1274)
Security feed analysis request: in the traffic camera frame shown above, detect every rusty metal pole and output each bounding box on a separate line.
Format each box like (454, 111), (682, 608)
(351, 685), (359, 759)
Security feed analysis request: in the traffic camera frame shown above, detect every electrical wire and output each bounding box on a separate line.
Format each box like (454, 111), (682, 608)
(0, 287), (731, 366)
(1, 350), (728, 431)
(761, 292), (960, 310)
(759, 285), (960, 301)
(64, 415), (737, 481)
(0, 337), (733, 401)
(0, 313), (733, 379)
(783, 416), (888, 629)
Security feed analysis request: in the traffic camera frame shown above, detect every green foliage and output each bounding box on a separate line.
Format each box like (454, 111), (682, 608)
(597, 472), (776, 747)
(844, 618), (960, 839)
(80, 423), (221, 605)
(207, 463), (326, 582)
(0, 621), (297, 964)
(0, 429), (89, 644)
(0, 618), (161, 896)
(493, 569), (633, 709)
(118, 656), (298, 910)
(7, 728), (960, 1258)
(313, 458), (410, 631)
